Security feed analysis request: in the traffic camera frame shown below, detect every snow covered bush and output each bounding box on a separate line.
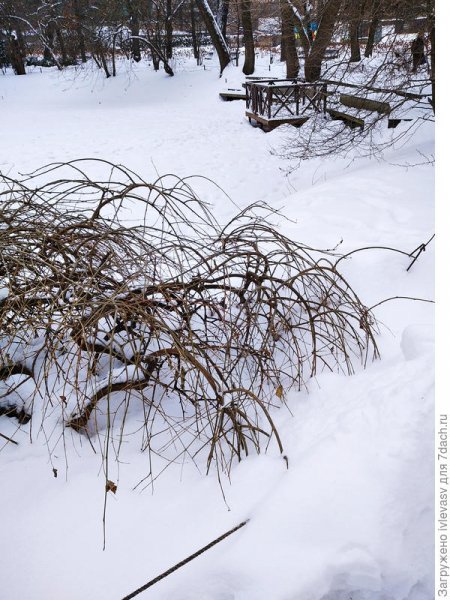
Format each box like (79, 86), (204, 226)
(0, 160), (378, 475)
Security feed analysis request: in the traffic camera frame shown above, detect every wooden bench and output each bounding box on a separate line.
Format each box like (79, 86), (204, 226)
(327, 108), (364, 129)
(340, 94), (391, 114)
(324, 49), (340, 59)
(219, 89), (247, 101)
(387, 117), (413, 129)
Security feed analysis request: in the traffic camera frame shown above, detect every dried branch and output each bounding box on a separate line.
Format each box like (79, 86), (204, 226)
(0, 159), (379, 479)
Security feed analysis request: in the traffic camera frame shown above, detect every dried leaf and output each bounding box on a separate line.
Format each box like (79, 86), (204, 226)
(106, 480), (117, 494)
(275, 385), (283, 399)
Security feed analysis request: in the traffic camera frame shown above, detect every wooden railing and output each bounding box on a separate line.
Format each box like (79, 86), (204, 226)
(245, 80), (328, 120)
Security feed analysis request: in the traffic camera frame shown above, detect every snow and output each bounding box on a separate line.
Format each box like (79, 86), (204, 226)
(256, 17), (281, 36)
(0, 54), (434, 600)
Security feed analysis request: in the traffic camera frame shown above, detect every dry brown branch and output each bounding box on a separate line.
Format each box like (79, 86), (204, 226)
(0, 431), (19, 445)
(0, 159), (379, 479)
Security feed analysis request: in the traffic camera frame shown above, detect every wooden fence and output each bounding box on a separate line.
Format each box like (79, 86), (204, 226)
(245, 80), (328, 121)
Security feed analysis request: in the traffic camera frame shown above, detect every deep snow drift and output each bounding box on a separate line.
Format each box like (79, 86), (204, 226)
(0, 55), (434, 600)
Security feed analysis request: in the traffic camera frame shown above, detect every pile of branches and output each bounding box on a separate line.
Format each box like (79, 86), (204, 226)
(0, 160), (378, 474)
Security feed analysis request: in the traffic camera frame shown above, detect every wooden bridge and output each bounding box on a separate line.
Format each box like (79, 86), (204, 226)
(244, 79), (328, 132)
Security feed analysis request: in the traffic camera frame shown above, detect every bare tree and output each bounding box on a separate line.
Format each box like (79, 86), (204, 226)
(1, 0), (64, 71)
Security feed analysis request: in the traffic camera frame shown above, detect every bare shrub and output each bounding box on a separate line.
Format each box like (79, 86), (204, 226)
(0, 160), (378, 477)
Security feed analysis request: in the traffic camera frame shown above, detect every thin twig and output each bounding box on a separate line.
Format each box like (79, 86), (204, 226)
(0, 432), (19, 445)
(369, 295), (434, 311)
(407, 234), (435, 272)
(120, 519), (249, 600)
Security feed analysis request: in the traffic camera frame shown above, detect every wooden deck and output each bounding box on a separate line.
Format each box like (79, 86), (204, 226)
(246, 111), (309, 132)
(240, 77), (419, 132)
(244, 79), (327, 132)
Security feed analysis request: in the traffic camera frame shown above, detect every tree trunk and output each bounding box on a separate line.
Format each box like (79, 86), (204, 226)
(429, 24), (434, 112)
(304, 0), (342, 82)
(127, 1), (141, 62)
(190, 0), (200, 61)
(280, 28), (286, 62)
(111, 30), (120, 76)
(235, 14), (240, 65)
(95, 42), (111, 77)
(151, 51), (160, 70)
(240, 0), (255, 75)
(43, 22), (55, 63)
(394, 19), (403, 34)
(280, 0), (299, 78)
(56, 26), (68, 64)
(364, 15), (379, 57)
(427, 0), (435, 113)
(195, 0), (231, 74)
(73, 0), (87, 62)
(217, 0), (230, 37)
(349, 19), (361, 62)
(16, 26), (26, 58)
(349, 0), (365, 62)
(166, 0), (173, 59)
(8, 33), (26, 75)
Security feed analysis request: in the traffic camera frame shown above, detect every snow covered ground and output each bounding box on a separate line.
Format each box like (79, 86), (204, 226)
(0, 55), (434, 600)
